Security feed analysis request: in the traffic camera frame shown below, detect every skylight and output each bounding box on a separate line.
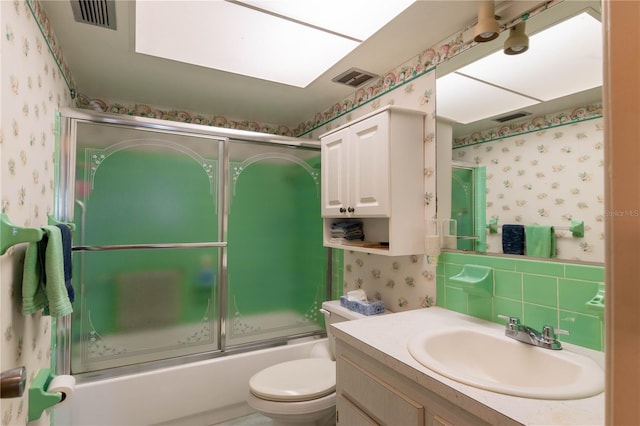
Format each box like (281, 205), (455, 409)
(437, 11), (602, 124)
(135, 0), (415, 88)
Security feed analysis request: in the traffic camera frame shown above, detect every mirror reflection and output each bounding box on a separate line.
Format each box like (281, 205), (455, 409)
(437, 1), (603, 263)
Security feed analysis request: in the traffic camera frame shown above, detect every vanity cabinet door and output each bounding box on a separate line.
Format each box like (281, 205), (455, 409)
(337, 395), (380, 426)
(336, 340), (499, 426)
(338, 354), (425, 426)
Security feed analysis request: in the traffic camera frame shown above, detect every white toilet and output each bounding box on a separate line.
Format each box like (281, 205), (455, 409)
(247, 300), (376, 426)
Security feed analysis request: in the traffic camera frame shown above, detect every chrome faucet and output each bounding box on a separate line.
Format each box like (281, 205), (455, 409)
(497, 315), (569, 350)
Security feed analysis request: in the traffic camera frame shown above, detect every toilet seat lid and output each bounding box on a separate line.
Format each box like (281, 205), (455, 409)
(249, 358), (336, 402)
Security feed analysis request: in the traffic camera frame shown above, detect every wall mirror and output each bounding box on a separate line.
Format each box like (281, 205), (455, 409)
(436, 0), (604, 263)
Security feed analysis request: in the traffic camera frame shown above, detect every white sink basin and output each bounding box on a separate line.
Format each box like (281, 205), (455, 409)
(407, 326), (604, 400)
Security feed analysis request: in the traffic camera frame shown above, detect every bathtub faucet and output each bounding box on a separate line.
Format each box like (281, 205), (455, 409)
(497, 315), (569, 350)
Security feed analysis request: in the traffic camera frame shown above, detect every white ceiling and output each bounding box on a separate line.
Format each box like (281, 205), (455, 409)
(41, 1), (602, 133)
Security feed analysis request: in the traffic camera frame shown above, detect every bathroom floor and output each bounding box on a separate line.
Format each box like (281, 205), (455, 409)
(214, 413), (271, 426)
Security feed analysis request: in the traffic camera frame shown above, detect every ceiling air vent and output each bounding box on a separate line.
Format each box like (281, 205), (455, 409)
(493, 111), (531, 123)
(332, 68), (378, 88)
(71, 0), (117, 30)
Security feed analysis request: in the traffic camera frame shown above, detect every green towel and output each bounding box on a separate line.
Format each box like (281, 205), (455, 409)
(22, 226), (73, 317)
(525, 225), (556, 258)
(22, 238), (47, 314)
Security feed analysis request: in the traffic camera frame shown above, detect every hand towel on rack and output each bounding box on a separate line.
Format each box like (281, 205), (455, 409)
(22, 237), (47, 314)
(502, 224), (525, 255)
(525, 225), (556, 258)
(22, 226), (73, 317)
(54, 224), (74, 303)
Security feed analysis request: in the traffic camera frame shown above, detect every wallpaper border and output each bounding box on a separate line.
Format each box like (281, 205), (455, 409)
(453, 104), (604, 148)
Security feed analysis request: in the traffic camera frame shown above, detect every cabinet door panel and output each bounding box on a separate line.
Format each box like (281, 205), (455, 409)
(349, 112), (390, 216)
(430, 415), (454, 426)
(339, 355), (424, 425)
(337, 395), (380, 426)
(321, 128), (350, 217)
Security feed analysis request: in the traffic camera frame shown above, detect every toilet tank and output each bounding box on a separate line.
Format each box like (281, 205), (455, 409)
(320, 300), (387, 359)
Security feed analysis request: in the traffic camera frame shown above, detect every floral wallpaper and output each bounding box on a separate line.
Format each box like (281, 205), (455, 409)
(1, 1), (74, 425)
(453, 105), (605, 263)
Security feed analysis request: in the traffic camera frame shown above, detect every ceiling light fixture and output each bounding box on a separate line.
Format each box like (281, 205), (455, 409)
(473, 1), (500, 43)
(135, 0), (415, 88)
(504, 22), (529, 55)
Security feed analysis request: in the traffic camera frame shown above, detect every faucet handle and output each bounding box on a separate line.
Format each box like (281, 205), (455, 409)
(497, 314), (520, 325)
(497, 314), (520, 331)
(542, 325), (570, 340)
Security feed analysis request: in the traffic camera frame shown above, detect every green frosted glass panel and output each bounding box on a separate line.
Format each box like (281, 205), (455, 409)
(67, 121), (328, 374)
(72, 122), (221, 373)
(225, 145), (325, 346)
(331, 249), (344, 301)
(451, 167), (475, 251)
(474, 166), (487, 253)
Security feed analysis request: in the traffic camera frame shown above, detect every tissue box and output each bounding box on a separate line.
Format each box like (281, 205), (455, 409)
(340, 296), (385, 316)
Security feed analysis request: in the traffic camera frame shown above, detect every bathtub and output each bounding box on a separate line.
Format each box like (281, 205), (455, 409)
(54, 338), (326, 425)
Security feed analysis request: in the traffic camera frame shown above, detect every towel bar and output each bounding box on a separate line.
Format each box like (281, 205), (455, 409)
(488, 220), (584, 238)
(72, 241), (227, 251)
(47, 215), (76, 231)
(0, 213), (44, 255)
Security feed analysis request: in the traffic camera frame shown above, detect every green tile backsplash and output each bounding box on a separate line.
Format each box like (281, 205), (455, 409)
(437, 252), (605, 351)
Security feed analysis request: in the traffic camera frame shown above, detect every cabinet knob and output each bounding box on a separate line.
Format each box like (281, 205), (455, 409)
(347, 207), (355, 213)
(339, 208), (347, 213)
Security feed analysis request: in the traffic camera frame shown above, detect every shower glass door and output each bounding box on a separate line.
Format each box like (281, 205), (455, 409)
(70, 121), (223, 374)
(58, 113), (329, 377)
(225, 141), (325, 346)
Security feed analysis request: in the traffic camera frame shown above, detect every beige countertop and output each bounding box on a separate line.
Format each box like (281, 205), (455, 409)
(331, 306), (604, 426)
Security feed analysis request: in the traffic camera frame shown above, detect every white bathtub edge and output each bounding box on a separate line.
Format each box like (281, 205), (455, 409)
(55, 339), (325, 425)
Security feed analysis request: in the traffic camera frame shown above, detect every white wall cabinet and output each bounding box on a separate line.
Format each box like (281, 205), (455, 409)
(320, 106), (425, 256)
(335, 341), (498, 426)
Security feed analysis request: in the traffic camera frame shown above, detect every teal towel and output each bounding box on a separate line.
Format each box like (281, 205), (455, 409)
(525, 225), (556, 258)
(22, 226), (73, 317)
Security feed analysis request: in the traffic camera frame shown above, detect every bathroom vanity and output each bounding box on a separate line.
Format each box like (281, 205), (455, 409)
(331, 307), (604, 425)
